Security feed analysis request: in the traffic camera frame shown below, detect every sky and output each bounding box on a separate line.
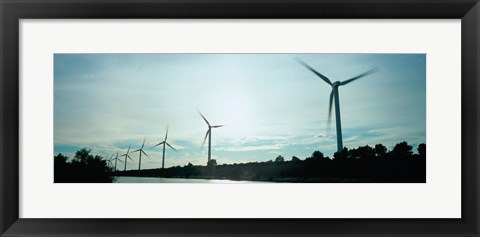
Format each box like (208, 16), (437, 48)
(54, 54), (426, 170)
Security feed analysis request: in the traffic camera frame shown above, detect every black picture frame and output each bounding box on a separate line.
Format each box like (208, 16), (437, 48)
(1, 0), (479, 236)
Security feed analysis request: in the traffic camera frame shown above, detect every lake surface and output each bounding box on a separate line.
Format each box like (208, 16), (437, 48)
(114, 176), (266, 183)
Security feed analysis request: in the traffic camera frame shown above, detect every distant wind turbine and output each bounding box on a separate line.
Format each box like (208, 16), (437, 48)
(199, 111), (223, 164)
(153, 126), (177, 169)
(297, 58), (378, 152)
(106, 154), (114, 167)
(131, 138), (149, 170)
(119, 145), (133, 171)
(110, 151), (123, 172)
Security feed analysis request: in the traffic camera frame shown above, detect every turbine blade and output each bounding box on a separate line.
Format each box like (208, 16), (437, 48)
(202, 130), (210, 148)
(340, 68), (378, 86)
(165, 126), (169, 141)
(212, 125), (224, 128)
(141, 138), (146, 149)
(152, 141), (165, 148)
(296, 58), (333, 86)
(117, 159), (124, 163)
(127, 154), (133, 161)
(328, 89), (334, 126)
(166, 142), (178, 152)
(126, 145), (130, 153)
(142, 150), (150, 158)
(131, 149), (141, 153)
(198, 110), (210, 126)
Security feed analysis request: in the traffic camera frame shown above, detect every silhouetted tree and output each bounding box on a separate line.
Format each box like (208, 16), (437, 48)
(291, 156), (301, 163)
(374, 144), (387, 158)
(74, 148), (91, 163)
(54, 148), (115, 183)
(418, 143), (426, 159)
(275, 155), (285, 162)
(351, 145), (375, 159)
(55, 153), (68, 165)
(391, 141), (413, 158)
(311, 151), (324, 159)
(54, 153), (69, 183)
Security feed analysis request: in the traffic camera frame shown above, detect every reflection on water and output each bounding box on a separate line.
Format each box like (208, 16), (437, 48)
(114, 176), (265, 183)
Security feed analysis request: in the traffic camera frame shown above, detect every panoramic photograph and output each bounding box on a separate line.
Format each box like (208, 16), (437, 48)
(54, 54), (426, 183)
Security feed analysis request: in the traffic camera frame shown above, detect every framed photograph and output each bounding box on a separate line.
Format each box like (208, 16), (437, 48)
(1, 0), (479, 236)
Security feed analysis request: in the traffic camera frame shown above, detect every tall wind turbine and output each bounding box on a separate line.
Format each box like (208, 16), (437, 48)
(199, 111), (223, 164)
(132, 138), (149, 170)
(119, 145), (133, 171)
(111, 151), (123, 171)
(153, 127), (177, 169)
(297, 59), (377, 152)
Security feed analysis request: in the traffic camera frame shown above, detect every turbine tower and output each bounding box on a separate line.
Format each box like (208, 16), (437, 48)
(119, 145), (133, 171)
(298, 59), (377, 152)
(199, 111), (223, 164)
(153, 126), (177, 169)
(132, 138), (149, 170)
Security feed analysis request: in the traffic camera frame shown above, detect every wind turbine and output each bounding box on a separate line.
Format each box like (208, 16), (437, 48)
(131, 138), (149, 170)
(199, 111), (223, 164)
(110, 151), (123, 172)
(105, 154), (114, 167)
(297, 58), (377, 152)
(153, 127), (177, 169)
(119, 145), (133, 171)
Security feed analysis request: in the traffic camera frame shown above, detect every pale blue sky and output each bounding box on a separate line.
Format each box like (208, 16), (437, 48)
(54, 54), (426, 170)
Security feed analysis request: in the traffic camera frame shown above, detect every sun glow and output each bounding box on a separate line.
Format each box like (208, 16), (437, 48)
(215, 91), (253, 139)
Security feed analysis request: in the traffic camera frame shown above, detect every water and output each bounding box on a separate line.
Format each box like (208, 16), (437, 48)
(114, 176), (265, 183)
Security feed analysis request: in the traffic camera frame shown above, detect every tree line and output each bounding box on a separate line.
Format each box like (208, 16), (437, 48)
(55, 141), (425, 183)
(115, 141), (426, 183)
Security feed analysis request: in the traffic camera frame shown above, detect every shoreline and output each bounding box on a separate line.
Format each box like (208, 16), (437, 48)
(112, 174), (425, 183)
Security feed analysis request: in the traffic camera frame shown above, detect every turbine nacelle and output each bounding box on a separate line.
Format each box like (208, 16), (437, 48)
(153, 127), (178, 152)
(198, 110), (224, 147)
(132, 138), (150, 156)
(120, 145), (133, 161)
